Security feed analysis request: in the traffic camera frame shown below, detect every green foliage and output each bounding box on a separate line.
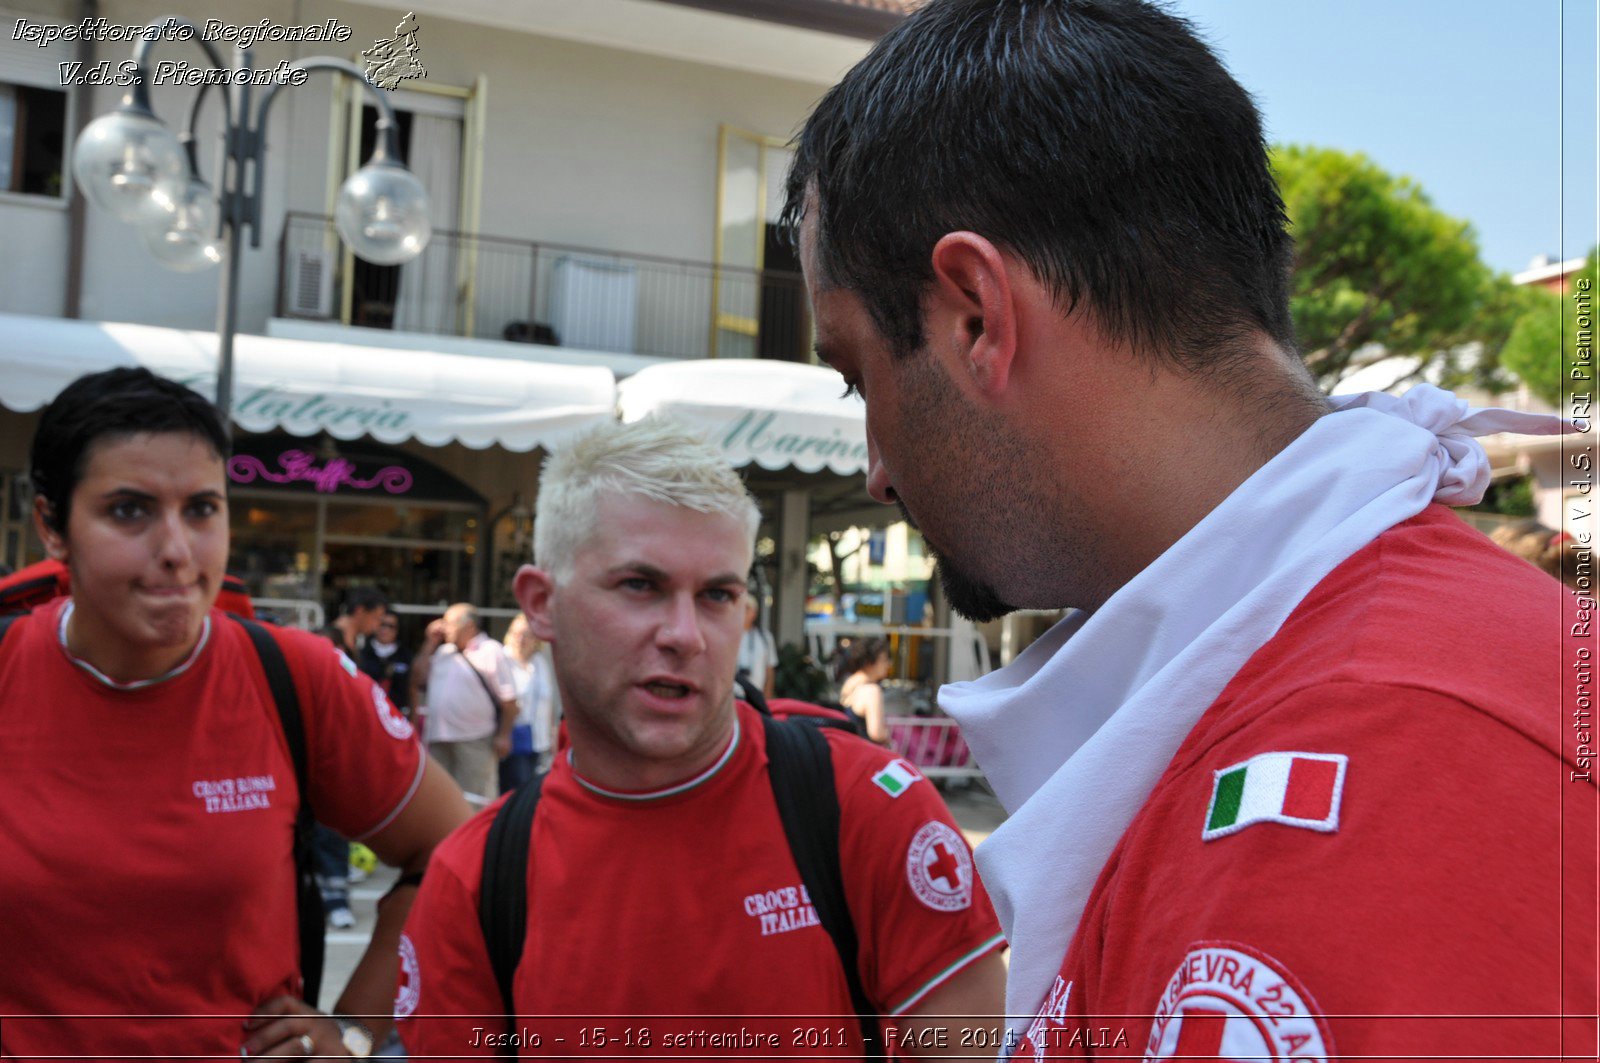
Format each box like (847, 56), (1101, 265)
(1474, 475), (1537, 518)
(1502, 249), (1598, 407)
(773, 642), (831, 702)
(1272, 145), (1518, 392)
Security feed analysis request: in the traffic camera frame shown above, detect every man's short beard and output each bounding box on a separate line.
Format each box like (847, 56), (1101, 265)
(932, 549), (1015, 623)
(897, 500), (1015, 622)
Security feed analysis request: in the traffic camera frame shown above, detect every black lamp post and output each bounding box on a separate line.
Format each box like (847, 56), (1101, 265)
(72, 17), (431, 427)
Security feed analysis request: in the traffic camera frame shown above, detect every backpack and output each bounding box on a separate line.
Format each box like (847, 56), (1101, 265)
(0, 611), (325, 1005)
(0, 558), (257, 619)
(477, 678), (883, 1060)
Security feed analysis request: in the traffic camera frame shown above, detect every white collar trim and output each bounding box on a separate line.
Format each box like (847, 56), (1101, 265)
(58, 600), (212, 691)
(571, 714), (742, 801)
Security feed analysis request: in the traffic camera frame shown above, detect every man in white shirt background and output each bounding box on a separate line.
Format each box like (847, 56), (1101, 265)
(735, 595), (778, 698)
(412, 603), (516, 802)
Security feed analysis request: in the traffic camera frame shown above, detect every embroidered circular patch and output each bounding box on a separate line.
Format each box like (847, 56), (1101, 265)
(373, 683), (415, 740)
(905, 820), (973, 912)
(394, 933), (421, 1019)
(1143, 942), (1330, 1062)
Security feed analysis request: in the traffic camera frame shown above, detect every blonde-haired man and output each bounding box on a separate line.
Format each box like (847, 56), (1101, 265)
(398, 419), (1004, 1056)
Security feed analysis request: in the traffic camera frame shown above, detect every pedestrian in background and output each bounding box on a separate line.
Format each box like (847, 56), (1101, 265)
(735, 594), (778, 697)
(359, 609), (414, 719)
(411, 603), (517, 802)
(500, 612), (558, 790)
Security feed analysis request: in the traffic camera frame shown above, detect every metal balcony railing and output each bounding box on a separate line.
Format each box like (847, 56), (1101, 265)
(276, 212), (811, 362)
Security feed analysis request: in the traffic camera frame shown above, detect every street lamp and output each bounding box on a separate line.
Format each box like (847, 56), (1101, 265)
(73, 17), (432, 426)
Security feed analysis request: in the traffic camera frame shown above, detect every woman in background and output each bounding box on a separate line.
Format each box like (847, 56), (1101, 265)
(838, 636), (892, 745)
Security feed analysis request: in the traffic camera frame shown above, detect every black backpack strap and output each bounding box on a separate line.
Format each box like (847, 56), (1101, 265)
(479, 772), (545, 1052)
(760, 714), (882, 1059)
(232, 615), (325, 1006)
(735, 673), (771, 715)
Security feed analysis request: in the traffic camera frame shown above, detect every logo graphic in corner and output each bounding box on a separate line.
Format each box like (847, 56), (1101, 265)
(1143, 942), (1331, 1061)
(363, 11), (426, 90)
(394, 933), (421, 1019)
(905, 820), (973, 912)
(373, 683), (415, 740)
(872, 758), (923, 798)
(1203, 751), (1347, 841)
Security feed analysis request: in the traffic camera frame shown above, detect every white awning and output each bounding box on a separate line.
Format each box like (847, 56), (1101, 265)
(0, 313), (616, 452)
(618, 359), (867, 475)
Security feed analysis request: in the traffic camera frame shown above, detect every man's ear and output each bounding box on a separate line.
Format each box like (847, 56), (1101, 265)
(33, 496), (66, 562)
(928, 231), (1018, 396)
(512, 564), (558, 643)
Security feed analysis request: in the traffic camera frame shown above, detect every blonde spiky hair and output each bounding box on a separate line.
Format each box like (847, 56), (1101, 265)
(534, 418), (761, 581)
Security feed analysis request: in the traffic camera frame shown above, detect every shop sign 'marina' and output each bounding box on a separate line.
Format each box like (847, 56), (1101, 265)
(720, 411), (868, 466)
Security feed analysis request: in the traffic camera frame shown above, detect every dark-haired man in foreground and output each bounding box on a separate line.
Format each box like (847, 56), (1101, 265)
(784, 0), (1593, 1057)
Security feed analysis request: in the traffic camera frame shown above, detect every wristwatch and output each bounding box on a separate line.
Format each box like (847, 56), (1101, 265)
(335, 1017), (374, 1058)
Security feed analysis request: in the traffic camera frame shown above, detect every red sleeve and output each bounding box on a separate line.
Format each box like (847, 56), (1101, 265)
(396, 815), (508, 1059)
(277, 628), (425, 840)
(1100, 681), (1597, 1059)
(830, 737), (1006, 1016)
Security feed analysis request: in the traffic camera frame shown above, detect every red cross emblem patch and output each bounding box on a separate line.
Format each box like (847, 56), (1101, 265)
(1144, 943), (1331, 1060)
(905, 820), (974, 912)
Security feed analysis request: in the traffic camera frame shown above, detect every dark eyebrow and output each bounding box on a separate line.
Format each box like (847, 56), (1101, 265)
(99, 488), (225, 504)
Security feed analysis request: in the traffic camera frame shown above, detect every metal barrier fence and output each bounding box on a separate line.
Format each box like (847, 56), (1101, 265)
(886, 716), (982, 781)
(278, 212), (810, 362)
(251, 597), (326, 630)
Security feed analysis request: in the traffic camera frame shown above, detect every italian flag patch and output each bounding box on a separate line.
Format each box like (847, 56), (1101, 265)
(872, 758), (923, 798)
(1202, 752), (1347, 841)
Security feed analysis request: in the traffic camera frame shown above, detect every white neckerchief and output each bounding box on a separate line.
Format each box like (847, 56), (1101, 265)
(936, 385), (1573, 1036)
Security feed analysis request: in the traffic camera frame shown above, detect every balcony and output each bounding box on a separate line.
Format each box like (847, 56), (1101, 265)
(275, 212), (811, 362)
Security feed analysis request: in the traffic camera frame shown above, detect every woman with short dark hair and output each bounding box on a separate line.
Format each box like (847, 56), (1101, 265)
(839, 636), (893, 745)
(0, 367), (471, 1060)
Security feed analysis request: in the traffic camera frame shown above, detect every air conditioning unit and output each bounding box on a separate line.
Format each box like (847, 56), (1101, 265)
(549, 255), (638, 352)
(285, 249), (335, 318)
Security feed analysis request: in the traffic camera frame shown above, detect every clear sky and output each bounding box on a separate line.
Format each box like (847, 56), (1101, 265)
(1171, 0), (1597, 276)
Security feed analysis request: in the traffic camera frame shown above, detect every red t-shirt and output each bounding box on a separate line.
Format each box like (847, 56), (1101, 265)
(398, 702), (1005, 1058)
(1012, 507), (1599, 1059)
(0, 598), (425, 1061)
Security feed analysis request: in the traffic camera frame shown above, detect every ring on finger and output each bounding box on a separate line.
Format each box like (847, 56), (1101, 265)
(296, 1032), (315, 1057)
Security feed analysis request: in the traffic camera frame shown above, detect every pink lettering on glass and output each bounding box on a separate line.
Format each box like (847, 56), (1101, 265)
(228, 450), (414, 494)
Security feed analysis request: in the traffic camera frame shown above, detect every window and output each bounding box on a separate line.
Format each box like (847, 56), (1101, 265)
(714, 125), (807, 361)
(0, 83), (67, 197)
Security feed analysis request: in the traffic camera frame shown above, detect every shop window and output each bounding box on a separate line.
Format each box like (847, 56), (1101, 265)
(229, 497), (320, 601)
(0, 83), (67, 197)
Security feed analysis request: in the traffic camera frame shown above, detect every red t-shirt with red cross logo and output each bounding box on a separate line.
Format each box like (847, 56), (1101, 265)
(0, 598), (425, 1061)
(1012, 507), (1598, 1060)
(397, 701), (1005, 1057)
